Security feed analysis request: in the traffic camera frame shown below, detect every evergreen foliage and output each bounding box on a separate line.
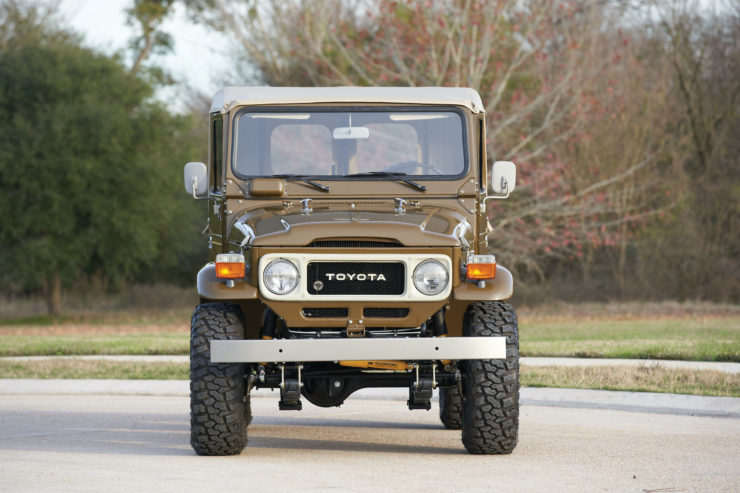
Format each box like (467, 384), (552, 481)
(0, 3), (206, 313)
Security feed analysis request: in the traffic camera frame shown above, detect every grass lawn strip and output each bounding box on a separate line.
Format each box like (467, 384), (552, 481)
(519, 316), (740, 362)
(1, 315), (738, 362)
(0, 334), (189, 356)
(521, 365), (739, 397)
(0, 359), (188, 380)
(1, 359), (737, 397)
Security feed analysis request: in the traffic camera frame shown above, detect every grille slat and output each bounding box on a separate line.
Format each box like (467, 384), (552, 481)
(363, 307), (410, 318)
(308, 240), (402, 248)
(302, 307), (348, 318)
(307, 262), (405, 295)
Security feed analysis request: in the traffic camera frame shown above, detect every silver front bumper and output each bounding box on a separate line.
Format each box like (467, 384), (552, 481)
(210, 337), (506, 363)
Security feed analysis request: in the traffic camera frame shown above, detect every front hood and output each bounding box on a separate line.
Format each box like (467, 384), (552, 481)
(228, 201), (474, 248)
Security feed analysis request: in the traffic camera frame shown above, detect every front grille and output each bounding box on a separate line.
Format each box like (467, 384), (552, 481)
(308, 240), (402, 248)
(302, 307), (348, 318)
(307, 262), (405, 295)
(288, 326), (421, 339)
(363, 307), (410, 318)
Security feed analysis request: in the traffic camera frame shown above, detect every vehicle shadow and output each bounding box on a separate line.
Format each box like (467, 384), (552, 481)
(254, 415), (442, 430)
(247, 435), (464, 455)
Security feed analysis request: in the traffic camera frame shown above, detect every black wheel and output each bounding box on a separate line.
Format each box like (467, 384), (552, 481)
(439, 385), (463, 430)
(461, 301), (519, 454)
(190, 302), (249, 456)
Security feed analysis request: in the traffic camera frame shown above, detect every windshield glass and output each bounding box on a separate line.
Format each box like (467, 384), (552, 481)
(232, 109), (466, 178)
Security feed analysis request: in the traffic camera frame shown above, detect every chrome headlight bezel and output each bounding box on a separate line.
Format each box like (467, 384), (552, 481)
(263, 259), (299, 295)
(412, 259), (449, 296)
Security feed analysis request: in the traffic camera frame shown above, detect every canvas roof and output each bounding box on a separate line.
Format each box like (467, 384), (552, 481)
(210, 86), (485, 114)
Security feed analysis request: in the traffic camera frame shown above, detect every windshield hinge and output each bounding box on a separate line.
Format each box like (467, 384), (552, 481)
(394, 198), (407, 215)
(301, 198), (313, 215)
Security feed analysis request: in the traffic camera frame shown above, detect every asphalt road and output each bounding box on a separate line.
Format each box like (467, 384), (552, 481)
(0, 388), (738, 493)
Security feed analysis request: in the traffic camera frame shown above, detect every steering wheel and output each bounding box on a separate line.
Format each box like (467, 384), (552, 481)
(384, 161), (444, 175)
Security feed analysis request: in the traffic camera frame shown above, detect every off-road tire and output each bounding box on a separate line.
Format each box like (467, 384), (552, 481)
(439, 386), (463, 429)
(190, 303), (249, 456)
(461, 301), (519, 454)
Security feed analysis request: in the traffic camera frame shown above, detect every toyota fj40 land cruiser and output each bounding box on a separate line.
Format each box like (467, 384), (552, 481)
(184, 87), (519, 455)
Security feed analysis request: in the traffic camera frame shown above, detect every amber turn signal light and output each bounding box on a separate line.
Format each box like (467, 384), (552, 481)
(215, 253), (246, 279)
(466, 254), (497, 280)
(466, 263), (496, 280)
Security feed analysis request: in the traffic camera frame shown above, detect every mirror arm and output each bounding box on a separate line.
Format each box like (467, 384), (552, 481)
(191, 176), (199, 199)
(189, 176), (218, 200)
(483, 186), (509, 205)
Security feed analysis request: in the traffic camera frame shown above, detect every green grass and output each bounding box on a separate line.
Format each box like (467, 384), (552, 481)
(1, 359), (736, 397)
(0, 301), (738, 362)
(521, 364), (740, 397)
(0, 308), (192, 327)
(0, 334), (189, 356)
(519, 316), (740, 362)
(1, 316), (737, 361)
(0, 359), (187, 379)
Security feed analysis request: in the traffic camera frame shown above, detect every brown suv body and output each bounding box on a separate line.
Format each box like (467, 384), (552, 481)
(185, 87), (519, 456)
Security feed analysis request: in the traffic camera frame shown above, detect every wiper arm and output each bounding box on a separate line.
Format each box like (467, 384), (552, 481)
(346, 171), (426, 192)
(271, 174), (330, 192)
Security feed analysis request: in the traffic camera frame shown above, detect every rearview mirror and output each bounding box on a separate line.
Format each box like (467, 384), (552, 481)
(333, 126), (370, 140)
(184, 162), (208, 198)
(490, 161), (516, 197)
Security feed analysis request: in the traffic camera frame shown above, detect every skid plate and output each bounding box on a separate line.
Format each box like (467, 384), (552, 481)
(210, 337), (506, 363)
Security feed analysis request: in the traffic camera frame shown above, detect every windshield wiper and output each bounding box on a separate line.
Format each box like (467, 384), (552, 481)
(346, 171), (426, 192)
(271, 174), (330, 192)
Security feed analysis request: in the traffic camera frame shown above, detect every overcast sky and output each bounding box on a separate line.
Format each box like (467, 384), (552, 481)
(60, 0), (232, 107)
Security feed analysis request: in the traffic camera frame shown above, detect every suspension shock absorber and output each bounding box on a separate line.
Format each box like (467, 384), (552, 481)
(261, 307), (277, 340)
(429, 308), (448, 337)
(429, 308), (451, 367)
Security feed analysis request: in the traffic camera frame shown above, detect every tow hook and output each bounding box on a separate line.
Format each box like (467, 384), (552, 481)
(346, 320), (365, 337)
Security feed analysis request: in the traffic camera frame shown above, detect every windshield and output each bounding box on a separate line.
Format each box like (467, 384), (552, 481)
(232, 109), (467, 178)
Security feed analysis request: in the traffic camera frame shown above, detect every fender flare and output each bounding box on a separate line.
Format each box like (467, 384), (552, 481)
(452, 265), (513, 301)
(197, 263), (258, 300)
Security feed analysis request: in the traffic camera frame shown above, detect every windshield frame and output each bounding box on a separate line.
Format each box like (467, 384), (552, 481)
(229, 105), (470, 182)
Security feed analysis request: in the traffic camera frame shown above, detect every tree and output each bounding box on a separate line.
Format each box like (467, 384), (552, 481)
(185, 0), (738, 301)
(641, 0), (740, 300)
(187, 0), (664, 272)
(0, 2), (202, 314)
(127, 0), (176, 75)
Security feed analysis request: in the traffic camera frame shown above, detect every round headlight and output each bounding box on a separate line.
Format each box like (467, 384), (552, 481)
(413, 259), (449, 296)
(263, 259), (299, 295)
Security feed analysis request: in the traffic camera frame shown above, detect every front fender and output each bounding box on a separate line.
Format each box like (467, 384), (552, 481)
(197, 263), (258, 301)
(452, 265), (513, 301)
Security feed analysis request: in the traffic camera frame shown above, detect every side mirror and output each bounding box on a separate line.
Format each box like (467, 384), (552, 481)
(489, 161), (516, 197)
(184, 162), (208, 198)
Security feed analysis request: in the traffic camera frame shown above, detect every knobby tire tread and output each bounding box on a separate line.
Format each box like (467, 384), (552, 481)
(461, 301), (519, 454)
(439, 386), (463, 430)
(190, 302), (249, 456)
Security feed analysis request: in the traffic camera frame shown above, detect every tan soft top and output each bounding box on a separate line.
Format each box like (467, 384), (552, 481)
(210, 86), (485, 114)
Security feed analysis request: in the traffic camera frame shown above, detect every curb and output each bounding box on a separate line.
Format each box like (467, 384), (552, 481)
(1, 379), (738, 418)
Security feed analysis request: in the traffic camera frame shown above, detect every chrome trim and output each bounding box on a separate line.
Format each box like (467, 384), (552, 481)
(257, 253), (453, 302)
(234, 222), (255, 247)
